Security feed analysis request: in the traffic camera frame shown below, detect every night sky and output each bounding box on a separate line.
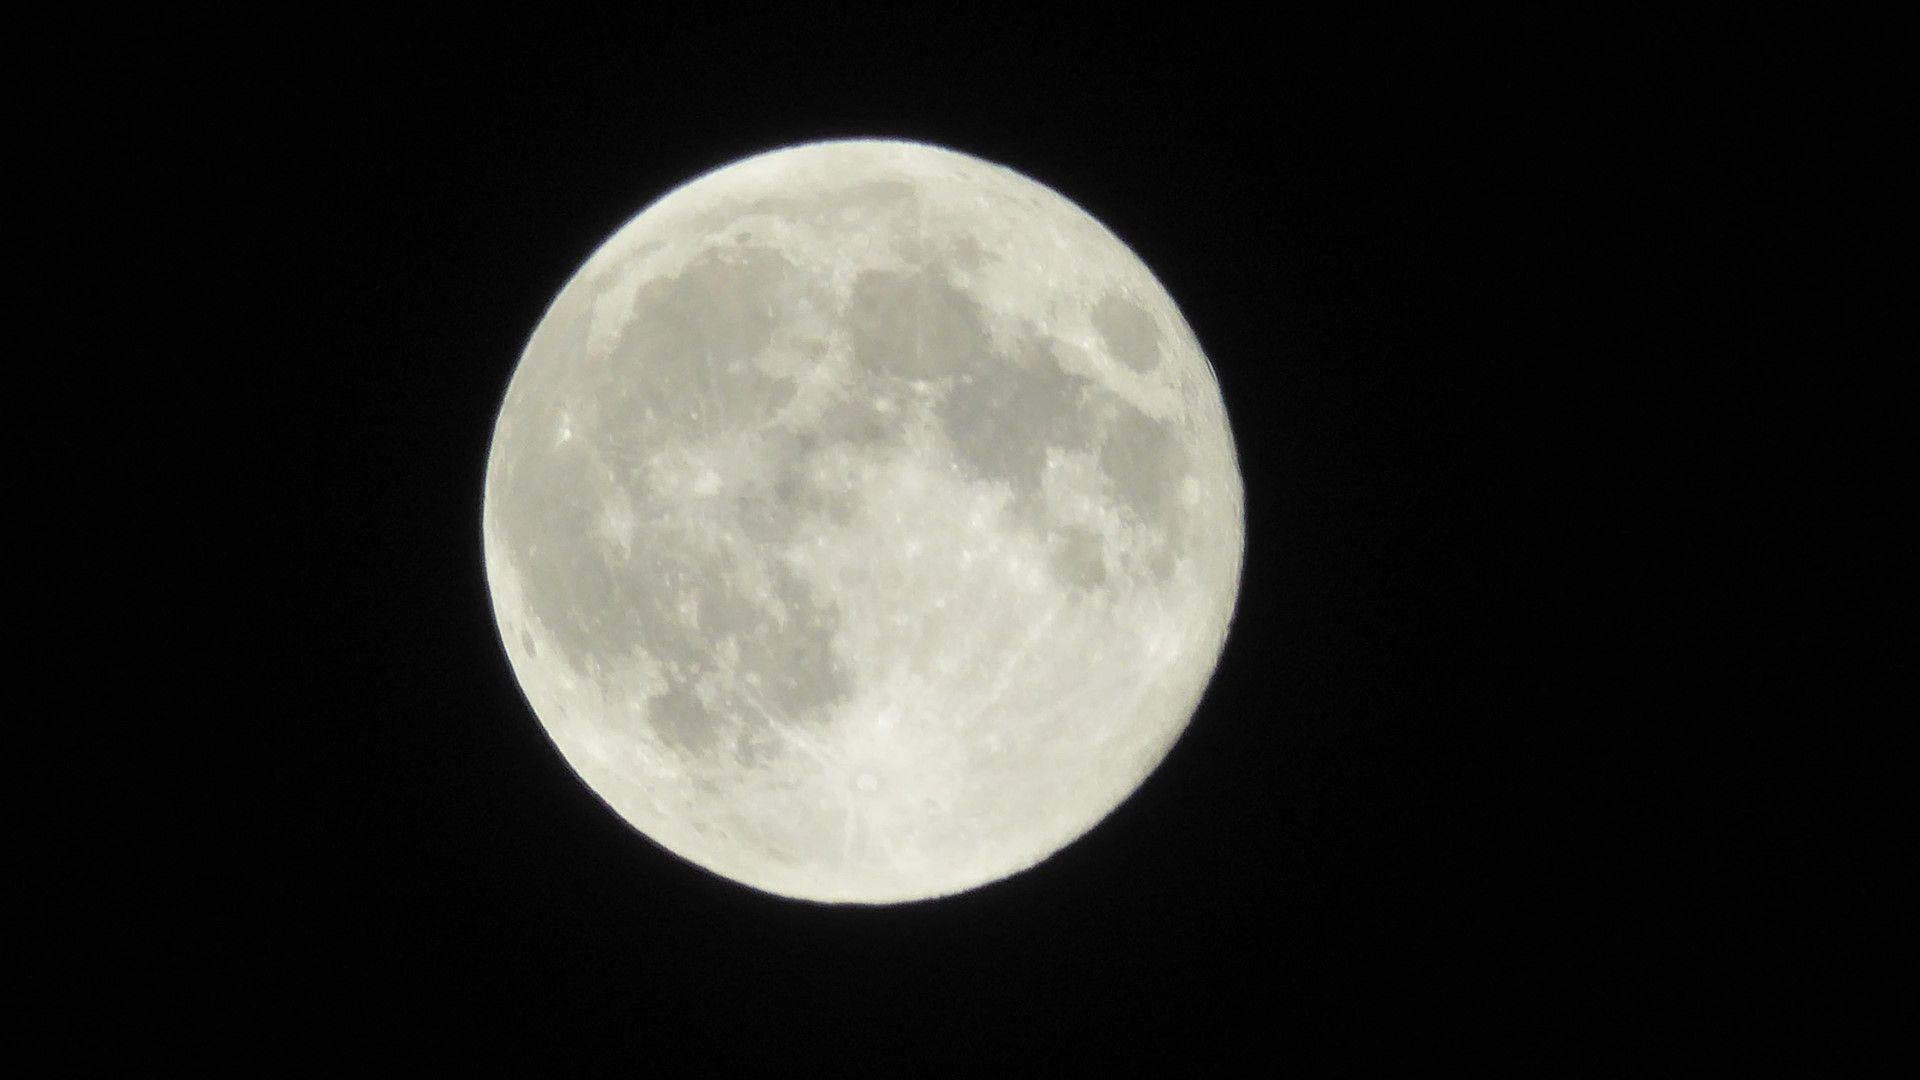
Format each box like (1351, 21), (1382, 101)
(53, 8), (1893, 1068)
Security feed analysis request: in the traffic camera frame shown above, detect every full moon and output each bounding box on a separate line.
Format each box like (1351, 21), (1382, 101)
(483, 139), (1244, 903)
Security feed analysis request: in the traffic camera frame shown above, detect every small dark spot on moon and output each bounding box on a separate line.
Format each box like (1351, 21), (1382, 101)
(734, 732), (771, 769)
(1146, 542), (1177, 583)
(1091, 293), (1164, 373)
(807, 395), (896, 449)
(591, 243), (805, 445)
(1050, 527), (1109, 591)
(936, 335), (1091, 498)
(845, 269), (991, 382)
(822, 489), (857, 524)
(1099, 402), (1186, 523)
(649, 679), (721, 755)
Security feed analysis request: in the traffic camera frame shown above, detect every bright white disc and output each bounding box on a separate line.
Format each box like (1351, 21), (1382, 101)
(483, 139), (1243, 903)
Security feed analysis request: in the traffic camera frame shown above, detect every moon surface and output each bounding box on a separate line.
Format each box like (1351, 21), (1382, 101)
(483, 139), (1243, 903)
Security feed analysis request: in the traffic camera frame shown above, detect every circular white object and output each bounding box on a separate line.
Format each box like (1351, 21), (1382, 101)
(483, 139), (1243, 903)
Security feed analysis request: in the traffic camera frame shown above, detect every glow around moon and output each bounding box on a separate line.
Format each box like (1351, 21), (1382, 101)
(483, 139), (1243, 903)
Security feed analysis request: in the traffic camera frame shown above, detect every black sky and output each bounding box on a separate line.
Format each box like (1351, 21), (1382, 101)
(50, 7), (1897, 1069)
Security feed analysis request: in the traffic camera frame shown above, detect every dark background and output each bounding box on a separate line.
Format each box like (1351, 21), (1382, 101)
(58, 7), (1895, 1068)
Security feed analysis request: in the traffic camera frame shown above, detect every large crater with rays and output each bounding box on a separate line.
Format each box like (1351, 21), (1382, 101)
(483, 139), (1243, 904)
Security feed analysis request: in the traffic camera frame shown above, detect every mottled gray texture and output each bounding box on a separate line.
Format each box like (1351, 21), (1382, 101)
(1092, 292), (1165, 373)
(483, 140), (1243, 903)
